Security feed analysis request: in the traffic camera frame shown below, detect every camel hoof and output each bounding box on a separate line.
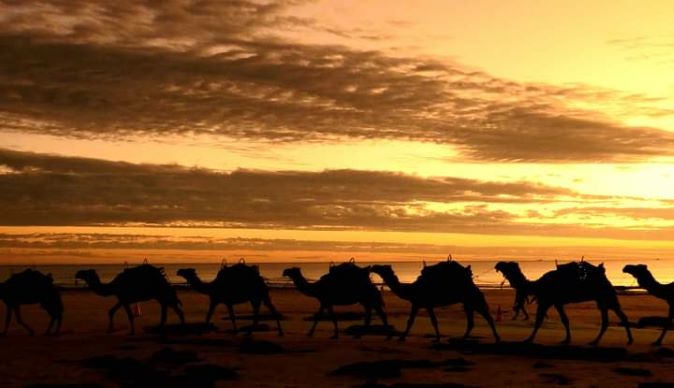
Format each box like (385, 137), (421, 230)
(588, 340), (598, 347)
(652, 341), (663, 346)
(627, 339), (634, 346)
(494, 336), (501, 343)
(330, 335), (339, 340)
(559, 340), (570, 346)
(397, 336), (407, 342)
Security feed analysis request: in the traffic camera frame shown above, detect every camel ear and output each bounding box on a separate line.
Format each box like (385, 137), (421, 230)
(599, 262), (604, 268)
(447, 253), (453, 261)
(349, 257), (356, 264)
(467, 265), (471, 270)
(330, 261), (335, 268)
(423, 260), (427, 268)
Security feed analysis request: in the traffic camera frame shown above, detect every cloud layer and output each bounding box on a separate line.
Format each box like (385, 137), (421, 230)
(0, 148), (565, 230)
(2, 148), (674, 240)
(1, 1), (674, 162)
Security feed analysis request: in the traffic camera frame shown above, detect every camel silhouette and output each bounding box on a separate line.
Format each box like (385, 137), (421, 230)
(623, 264), (674, 345)
(377, 259), (500, 342)
(177, 260), (283, 335)
(497, 260), (632, 345)
(495, 261), (535, 320)
(75, 264), (185, 334)
(0, 269), (63, 336)
(282, 260), (389, 339)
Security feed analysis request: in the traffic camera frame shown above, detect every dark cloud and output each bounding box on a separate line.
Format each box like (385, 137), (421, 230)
(0, 148), (572, 230)
(1, 1), (673, 162)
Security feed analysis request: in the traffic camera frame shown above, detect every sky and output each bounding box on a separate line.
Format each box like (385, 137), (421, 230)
(1, 0), (674, 264)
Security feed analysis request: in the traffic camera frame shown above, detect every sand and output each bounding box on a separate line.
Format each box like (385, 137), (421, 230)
(1, 288), (674, 387)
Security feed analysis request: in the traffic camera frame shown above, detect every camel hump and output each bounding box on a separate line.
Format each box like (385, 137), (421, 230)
(215, 261), (260, 281)
(323, 260), (370, 284)
(419, 260), (471, 283)
(118, 264), (168, 283)
(554, 260), (605, 282)
(7, 268), (54, 286)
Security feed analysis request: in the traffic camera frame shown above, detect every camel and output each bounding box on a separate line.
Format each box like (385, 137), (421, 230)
(623, 264), (674, 345)
(177, 261), (283, 335)
(495, 261), (535, 320)
(497, 260), (632, 345)
(75, 264), (185, 334)
(0, 269), (63, 336)
(282, 261), (389, 339)
(371, 262), (499, 342)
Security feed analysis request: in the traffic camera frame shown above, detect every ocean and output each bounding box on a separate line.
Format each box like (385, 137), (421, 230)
(2, 258), (673, 288)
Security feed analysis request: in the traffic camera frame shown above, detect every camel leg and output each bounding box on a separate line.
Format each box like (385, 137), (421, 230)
(462, 305), (475, 341)
(611, 305), (633, 345)
(225, 304), (237, 333)
(427, 307), (440, 343)
(248, 300), (261, 336)
(14, 307), (34, 336)
(589, 305), (609, 346)
(2, 304), (12, 335)
(400, 304), (419, 342)
(45, 315), (56, 336)
(107, 302), (122, 333)
(172, 302), (185, 326)
(524, 303), (550, 343)
(476, 305), (500, 343)
(522, 305), (529, 320)
(511, 303), (520, 320)
(653, 304), (674, 346)
(327, 305), (339, 339)
(159, 303), (168, 332)
(356, 305), (372, 339)
(308, 305), (324, 337)
(262, 296), (283, 336)
(374, 304), (391, 339)
(122, 304), (135, 335)
(554, 304), (571, 345)
(205, 300), (217, 325)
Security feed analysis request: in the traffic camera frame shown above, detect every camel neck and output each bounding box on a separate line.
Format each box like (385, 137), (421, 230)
(378, 272), (412, 301)
(289, 272), (317, 297)
(186, 276), (211, 294)
(637, 272), (663, 294)
(85, 276), (115, 297)
(505, 270), (531, 290)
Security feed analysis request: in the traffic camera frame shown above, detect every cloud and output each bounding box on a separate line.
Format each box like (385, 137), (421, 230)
(0, 148), (572, 231)
(1, 1), (674, 162)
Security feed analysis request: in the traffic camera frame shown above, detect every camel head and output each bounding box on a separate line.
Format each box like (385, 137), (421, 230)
(369, 264), (393, 277)
(282, 267), (302, 279)
(623, 264), (649, 278)
(176, 268), (197, 282)
(494, 261), (521, 275)
(176, 268), (198, 280)
(75, 269), (99, 284)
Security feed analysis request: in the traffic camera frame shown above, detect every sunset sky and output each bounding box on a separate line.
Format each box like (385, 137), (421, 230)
(1, 0), (674, 264)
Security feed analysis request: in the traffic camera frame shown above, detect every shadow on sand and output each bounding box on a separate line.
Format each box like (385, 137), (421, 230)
(81, 347), (237, 387)
(433, 340), (631, 362)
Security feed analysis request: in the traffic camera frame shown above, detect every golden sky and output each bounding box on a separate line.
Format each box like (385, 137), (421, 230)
(1, 0), (674, 263)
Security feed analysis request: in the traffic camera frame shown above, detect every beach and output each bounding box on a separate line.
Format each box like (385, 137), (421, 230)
(1, 288), (674, 387)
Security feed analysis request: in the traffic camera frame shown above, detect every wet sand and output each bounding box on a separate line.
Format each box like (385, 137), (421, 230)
(1, 288), (674, 387)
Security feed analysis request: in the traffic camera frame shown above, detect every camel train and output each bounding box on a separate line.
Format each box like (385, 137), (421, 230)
(4, 257), (674, 346)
